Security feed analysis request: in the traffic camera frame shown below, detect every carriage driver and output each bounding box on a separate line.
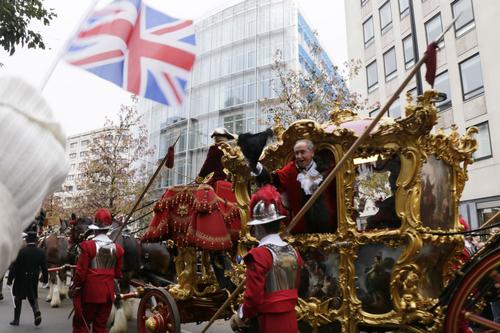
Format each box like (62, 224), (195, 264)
(230, 185), (303, 333)
(195, 127), (236, 185)
(70, 208), (124, 333)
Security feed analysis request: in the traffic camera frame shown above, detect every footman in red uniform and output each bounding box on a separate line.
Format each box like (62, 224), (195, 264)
(230, 185), (303, 333)
(71, 208), (124, 333)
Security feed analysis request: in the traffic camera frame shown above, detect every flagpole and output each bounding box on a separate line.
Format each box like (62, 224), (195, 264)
(39, 0), (100, 91)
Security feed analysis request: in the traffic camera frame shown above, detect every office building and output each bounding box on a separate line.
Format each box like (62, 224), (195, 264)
(345, 0), (500, 226)
(140, 0), (342, 198)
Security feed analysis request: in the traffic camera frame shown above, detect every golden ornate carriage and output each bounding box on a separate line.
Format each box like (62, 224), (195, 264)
(134, 91), (499, 333)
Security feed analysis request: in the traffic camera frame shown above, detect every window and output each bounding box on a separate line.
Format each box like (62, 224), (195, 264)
(246, 82), (256, 102)
(459, 53), (484, 100)
(402, 35), (415, 69)
(363, 16), (374, 46)
(81, 140), (89, 147)
(69, 153), (76, 159)
(425, 14), (443, 46)
(399, 0), (409, 17)
(70, 142), (78, 149)
(65, 185), (74, 192)
(67, 175), (74, 181)
(366, 60), (378, 92)
(379, 1), (392, 34)
(388, 98), (401, 119)
(80, 151), (87, 157)
(470, 122), (492, 160)
(383, 47), (397, 80)
(224, 114), (245, 134)
(452, 0), (475, 37)
(434, 71), (452, 110)
(247, 50), (256, 68)
(369, 108), (379, 118)
(79, 162), (85, 169)
(70, 164), (75, 171)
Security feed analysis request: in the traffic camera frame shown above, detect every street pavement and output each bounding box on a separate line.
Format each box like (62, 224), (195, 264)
(0, 278), (232, 332)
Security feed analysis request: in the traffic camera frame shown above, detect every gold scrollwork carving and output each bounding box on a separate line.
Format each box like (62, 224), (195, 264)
(218, 90), (476, 332)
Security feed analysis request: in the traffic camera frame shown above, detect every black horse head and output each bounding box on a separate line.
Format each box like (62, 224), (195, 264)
(70, 217), (93, 245)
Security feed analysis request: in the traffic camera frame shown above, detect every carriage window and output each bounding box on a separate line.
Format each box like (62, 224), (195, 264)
(420, 155), (454, 229)
(354, 154), (401, 231)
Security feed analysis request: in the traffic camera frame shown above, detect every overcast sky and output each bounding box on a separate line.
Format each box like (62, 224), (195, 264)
(0, 0), (347, 136)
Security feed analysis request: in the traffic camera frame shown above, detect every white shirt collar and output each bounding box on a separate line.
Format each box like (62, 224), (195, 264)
(258, 233), (287, 247)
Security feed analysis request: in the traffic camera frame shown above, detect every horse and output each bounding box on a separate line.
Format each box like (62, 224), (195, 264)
(68, 217), (92, 265)
(107, 223), (173, 333)
(40, 230), (71, 307)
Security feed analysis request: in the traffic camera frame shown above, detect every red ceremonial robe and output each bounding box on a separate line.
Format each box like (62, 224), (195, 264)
(198, 143), (227, 185)
(275, 161), (337, 234)
(73, 237), (124, 303)
(242, 240), (303, 333)
(72, 235), (124, 333)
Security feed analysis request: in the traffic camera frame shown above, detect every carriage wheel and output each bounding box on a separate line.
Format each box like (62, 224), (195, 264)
(444, 250), (500, 333)
(137, 288), (181, 333)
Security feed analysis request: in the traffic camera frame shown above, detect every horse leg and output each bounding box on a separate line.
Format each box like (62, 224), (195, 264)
(121, 272), (134, 320)
(109, 295), (128, 332)
(58, 269), (68, 299)
(109, 303), (127, 333)
(50, 273), (61, 307)
(46, 271), (55, 302)
(109, 278), (128, 333)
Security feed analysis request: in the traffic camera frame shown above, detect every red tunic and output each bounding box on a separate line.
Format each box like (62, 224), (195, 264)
(73, 239), (124, 303)
(275, 161), (337, 233)
(198, 143), (227, 185)
(242, 245), (303, 333)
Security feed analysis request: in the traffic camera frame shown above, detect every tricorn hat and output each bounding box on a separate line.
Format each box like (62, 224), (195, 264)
(89, 208), (113, 230)
(210, 127), (235, 140)
(248, 185), (287, 225)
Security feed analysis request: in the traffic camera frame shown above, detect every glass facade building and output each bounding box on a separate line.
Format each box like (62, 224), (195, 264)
(140, 0), (341, 195)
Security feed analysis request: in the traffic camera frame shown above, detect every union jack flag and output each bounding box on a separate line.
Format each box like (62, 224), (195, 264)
(64, 0), (196, 106)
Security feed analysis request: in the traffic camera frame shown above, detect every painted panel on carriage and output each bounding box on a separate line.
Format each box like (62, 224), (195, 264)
(414, 242), (455, 298)
(420, 155), (454, 229)
(354, 154), (401, 231)
(298, 248), (342, 308)
(355, 243), (404, 314)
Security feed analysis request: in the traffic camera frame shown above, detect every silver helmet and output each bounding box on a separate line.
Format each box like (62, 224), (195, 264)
(248, 200), (287, 225)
